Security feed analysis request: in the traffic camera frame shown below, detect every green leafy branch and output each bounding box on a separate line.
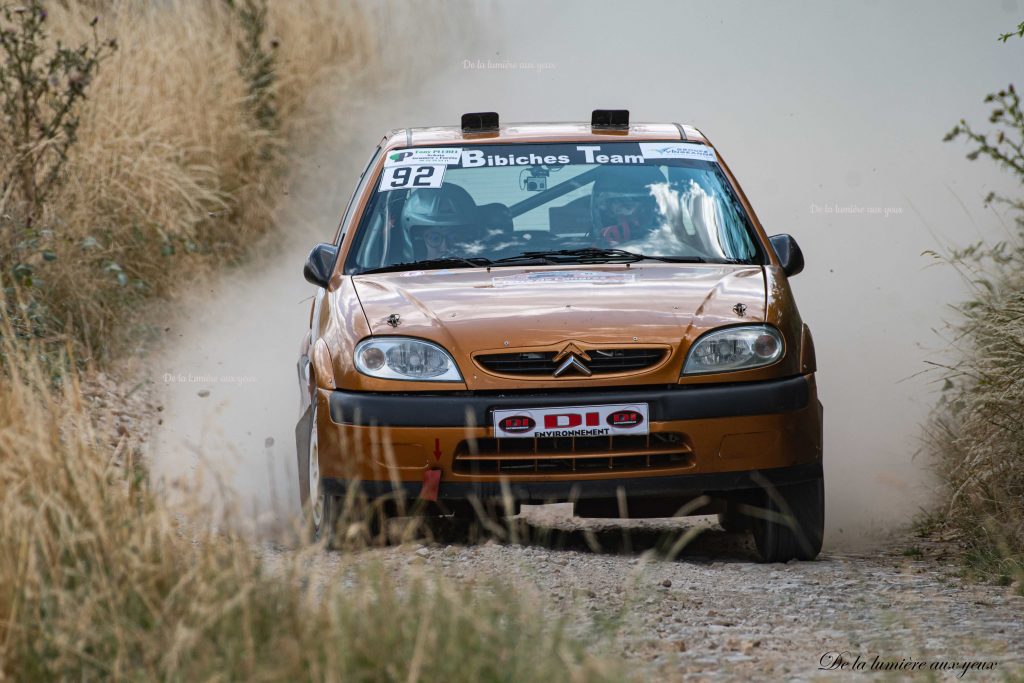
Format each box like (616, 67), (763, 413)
(945, 85), (1024, 213)
(0, 2), (117, 225)
(999, 20), (1024, 43)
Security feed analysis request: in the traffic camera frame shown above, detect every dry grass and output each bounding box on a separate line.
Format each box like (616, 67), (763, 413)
(925, 234), (1024, 587)
(3, 0), (381, 360)
(0, 313), (618, 681)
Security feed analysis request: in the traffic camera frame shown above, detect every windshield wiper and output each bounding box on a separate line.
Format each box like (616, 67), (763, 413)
(493, 248), (636, 263)
(359, 256), (492, 275)
(497, 248), (708, 264)
(650, 255), (756, 265)
(489, 253), (560, 265)
(604, 252), (754, 265)
(360, 250), (750, 275)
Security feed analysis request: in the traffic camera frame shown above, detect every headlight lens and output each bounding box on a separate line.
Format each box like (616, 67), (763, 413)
(682, 325), (784, 375)
(354, 337), (463, 381)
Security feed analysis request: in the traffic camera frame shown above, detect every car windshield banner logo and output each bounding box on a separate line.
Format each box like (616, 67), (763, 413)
(383, 143), (722, 170)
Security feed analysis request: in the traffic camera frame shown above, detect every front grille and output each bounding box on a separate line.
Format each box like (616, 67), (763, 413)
(476, 348), (666, 376)
(452, 432), (694, 475)
(476, 351), (557, 374)
(587, 349), (666, 372)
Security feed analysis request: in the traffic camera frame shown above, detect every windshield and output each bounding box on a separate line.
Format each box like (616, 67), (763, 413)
(345, 142), (763, 274)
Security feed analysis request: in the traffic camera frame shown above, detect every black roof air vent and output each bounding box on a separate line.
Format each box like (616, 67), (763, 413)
(461, 112), (499, 133)
(591, 109), (630, 129)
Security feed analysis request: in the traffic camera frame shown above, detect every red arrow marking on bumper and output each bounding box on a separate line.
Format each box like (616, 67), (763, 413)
(432, 438), (441, 462)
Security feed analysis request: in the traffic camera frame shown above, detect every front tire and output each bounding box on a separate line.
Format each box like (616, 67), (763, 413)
(750, 475), (824, 562)
(307, 403), (339, 546)
(717, 501), (751, 533)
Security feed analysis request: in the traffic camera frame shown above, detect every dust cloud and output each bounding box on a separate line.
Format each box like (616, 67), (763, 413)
(151, 1), (1023, 545)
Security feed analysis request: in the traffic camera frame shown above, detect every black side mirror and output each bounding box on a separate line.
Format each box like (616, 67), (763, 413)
(768, 234), (804, 277)
(303, 243), (339, 288)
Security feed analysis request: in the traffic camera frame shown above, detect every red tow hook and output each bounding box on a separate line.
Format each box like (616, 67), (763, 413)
(419, 438), (443, 502)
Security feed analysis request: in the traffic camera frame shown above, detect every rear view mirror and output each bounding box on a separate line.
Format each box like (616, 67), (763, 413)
(768, 234), (804, 277)
(303, 243), (339, 288)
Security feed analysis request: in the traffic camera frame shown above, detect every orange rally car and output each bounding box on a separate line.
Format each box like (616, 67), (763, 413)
(296, 110), (824, 561)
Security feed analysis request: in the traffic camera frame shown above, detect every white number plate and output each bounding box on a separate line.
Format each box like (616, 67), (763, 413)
(492, 403), (649, 439)
(378, 164), (446, 191)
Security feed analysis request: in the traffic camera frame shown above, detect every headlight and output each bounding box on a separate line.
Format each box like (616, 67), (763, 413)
(682, 325), (784, 375)
(354, 337), (463, 381)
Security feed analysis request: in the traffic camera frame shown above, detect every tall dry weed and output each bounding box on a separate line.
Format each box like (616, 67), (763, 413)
(925, 235), (1024, 585)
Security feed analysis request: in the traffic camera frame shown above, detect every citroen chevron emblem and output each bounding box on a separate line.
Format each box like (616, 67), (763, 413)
(552, 342), (591, 363)
(553, 354), (592, 377)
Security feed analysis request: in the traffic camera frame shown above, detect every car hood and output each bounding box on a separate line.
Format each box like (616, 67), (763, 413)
(352, 264), (766, 351)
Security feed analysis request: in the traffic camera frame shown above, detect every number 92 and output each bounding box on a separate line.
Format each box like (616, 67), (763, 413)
(388, 165), (438, 189)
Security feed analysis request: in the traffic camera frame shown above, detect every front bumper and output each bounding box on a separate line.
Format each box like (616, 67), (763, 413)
(298, 374), (823, 503)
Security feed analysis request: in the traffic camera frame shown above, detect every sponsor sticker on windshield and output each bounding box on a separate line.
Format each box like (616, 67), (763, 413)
(397, 269), (459, 277)
(381, 143), (721, 170)
(384, 148), (463, 166)
(378, 164), (446, 191)
(493, 403), (649, 439)
(639, 142), (717, 162)
(491, 270), (636, 287)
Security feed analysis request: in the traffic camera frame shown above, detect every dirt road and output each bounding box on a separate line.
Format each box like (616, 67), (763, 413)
(298, 507), (1022, 681)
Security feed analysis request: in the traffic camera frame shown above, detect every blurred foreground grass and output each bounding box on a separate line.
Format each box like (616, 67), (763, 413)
(0, 319), (617, 681)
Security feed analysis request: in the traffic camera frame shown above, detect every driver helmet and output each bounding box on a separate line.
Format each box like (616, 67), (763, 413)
(400, 183), (479, 257)
(591, 166), (664, 235)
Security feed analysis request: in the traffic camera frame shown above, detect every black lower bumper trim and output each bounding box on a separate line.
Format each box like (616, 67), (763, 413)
(328, 375), (811, 427)
(322, 461), (822, 504)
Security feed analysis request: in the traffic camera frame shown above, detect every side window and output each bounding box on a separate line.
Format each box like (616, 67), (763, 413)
(353, 207), (386, 268)
(334, 145), (384, 245)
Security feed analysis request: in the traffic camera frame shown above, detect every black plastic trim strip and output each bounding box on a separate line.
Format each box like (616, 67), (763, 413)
(328, 375), (811, 427)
